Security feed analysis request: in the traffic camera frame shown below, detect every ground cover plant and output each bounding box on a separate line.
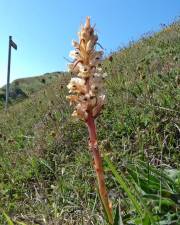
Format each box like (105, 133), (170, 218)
(0, 20), (179, 224)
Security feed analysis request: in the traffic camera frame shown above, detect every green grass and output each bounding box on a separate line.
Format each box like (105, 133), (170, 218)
(0, 71), (66, 109)
(0, 21), (180, 224)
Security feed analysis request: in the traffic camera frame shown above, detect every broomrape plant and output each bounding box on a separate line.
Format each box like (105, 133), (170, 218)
(66, 17), (113, 224)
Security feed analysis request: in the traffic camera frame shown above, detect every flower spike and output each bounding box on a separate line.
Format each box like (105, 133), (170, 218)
(66, 17), (113, 224)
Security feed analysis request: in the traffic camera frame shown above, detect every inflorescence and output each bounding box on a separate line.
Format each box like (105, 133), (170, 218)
(66, 17), (107, 121)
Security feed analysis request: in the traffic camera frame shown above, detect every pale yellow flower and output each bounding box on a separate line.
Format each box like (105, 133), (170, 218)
(69, 50), (81, 60)
(72, 102), (88, 120)
(78, 65), (92, 78)
(89, 76), (104, 95)
(67, 77), (86, 94)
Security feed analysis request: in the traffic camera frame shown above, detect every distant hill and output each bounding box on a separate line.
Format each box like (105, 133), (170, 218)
(0, 71), (67, 108)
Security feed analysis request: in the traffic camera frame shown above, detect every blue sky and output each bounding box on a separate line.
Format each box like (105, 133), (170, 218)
(0, 0), (179, 87)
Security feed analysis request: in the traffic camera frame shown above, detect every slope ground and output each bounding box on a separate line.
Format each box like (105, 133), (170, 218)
(0, 21), (179, 224)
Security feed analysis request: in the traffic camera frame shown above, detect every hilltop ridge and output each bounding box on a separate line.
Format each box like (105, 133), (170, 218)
(0, 71), (66, 108)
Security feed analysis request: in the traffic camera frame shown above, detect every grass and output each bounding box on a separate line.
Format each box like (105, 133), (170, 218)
(0, 21), (180, 224)
(0, 71), (65, 109)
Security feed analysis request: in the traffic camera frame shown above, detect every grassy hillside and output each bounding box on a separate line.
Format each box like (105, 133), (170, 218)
(0, 21), (180, 224)
(0, 72), (65, 109)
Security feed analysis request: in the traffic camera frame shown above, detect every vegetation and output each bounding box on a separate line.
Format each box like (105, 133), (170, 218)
(0, 72), (64, 109)
(0, 21), (179, 224)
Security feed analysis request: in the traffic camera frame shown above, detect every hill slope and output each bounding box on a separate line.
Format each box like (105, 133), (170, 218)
(0, 71), (66, 108)
(0, 21), (179, 224)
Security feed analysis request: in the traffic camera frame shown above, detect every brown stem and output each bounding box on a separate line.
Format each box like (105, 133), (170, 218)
(86, 113), (113, 224)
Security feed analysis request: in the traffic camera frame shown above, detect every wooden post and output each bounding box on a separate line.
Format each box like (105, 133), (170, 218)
(5, 36), (17, 111)
(5, 36), (12, 111)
